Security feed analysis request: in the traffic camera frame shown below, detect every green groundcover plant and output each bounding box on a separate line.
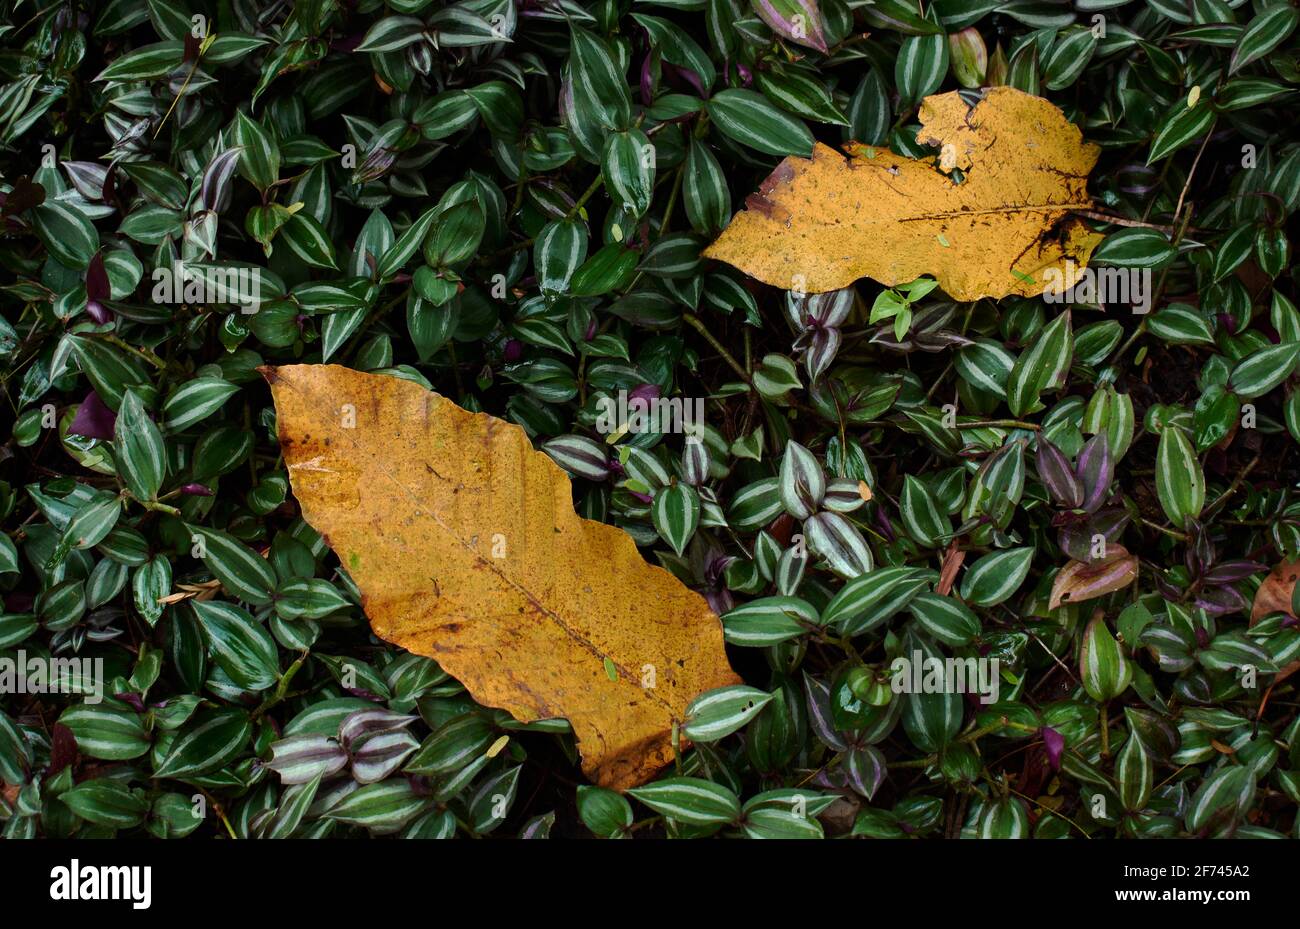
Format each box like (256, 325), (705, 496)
(2, 0), (1300, 840)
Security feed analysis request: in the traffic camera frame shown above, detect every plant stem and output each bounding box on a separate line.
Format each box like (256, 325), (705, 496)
(565, 174), (605, 222)
(682, 313), (751, 384)
(953, 419), (1041, 431)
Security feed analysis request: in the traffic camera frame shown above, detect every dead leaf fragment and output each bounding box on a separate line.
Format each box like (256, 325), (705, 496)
(704, 87), (1102, 301)
(1048, 544), (1138, 610)
(936, 541), (966, 598)
(1250, 558), (1300, 683)
(265, 364), (740, 790)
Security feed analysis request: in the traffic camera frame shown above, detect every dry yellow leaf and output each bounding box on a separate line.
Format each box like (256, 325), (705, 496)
(703, 87), (1102, 301)
(264, 364), (740, 790)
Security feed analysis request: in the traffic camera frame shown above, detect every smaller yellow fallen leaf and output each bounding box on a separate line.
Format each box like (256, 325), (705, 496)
(704, 87), (1102, 302)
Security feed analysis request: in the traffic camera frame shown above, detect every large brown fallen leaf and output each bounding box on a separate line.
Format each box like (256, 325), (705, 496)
(703, 87), (1102, 301)
(264, 364), (740, 790)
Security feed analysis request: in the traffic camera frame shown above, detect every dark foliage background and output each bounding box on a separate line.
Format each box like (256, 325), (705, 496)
(2, 0), (1300, 838)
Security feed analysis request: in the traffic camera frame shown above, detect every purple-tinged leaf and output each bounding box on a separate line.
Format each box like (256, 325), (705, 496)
(1203, 560), (1267, 584)
(68, 391), (117, 440)
(846, 745), (886, 799)
(1184, 519), (1215, 578)
(1035, 437), (1083, 508)
(1058, 507), (1129, 562)
(1041, 726), (1064, 771)
(1195, 585), (1250, 616)
(803, 672), (848, 751)
(85, 251), (110, 303)
(349, 729), (420, 784)
(62, 161), (108, 201)
(751, 0), (828, 53)
(1049, 544), (1138, 610)
(200, 147), (243, 212)
(1075, 432), (1113, 513)
(339, 708), (418, 747)
(804, 326), (841, 383)
(266, 735), (349, 785)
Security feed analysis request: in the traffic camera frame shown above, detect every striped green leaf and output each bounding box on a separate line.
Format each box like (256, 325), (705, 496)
(275, 578), (350, 621)
(62, 780), (149, 829)
(821, 565), (934, 634)
(1227, 342), (1300, 399)
(779, 440), (826, 519)
(895, 32), (949, 107)
(280, 211), (338, 270)
(163, 377), (240, 431)
(1229, 4), (1299, 74)
(683, 138), (731, 235)
(232, 110), (281, 193)
(114, 390), (165, 501)
(803, 511), (874, 579)
(651, 482), (700, 555)
(627, 777), (740, 826)
(153, 708), (252, 779)
(576, 785), (634, 837)
(1092, 227), (1177, 268)
(95, 40), (184, 81)
(602, 129), (655, 218)
(32, 200), (99, 270)
(1154, 425), (1204, 527)
(534, 219), (588, 295)
(683, 685), (775, 741)
(907, 591), (981, 646)
(569, 26), (631, 131)
(706, 88), (815, 157)
(542, 434), (609, 481)
(721, 595), (818, 645)
(632, 13), (716, 88)
(976, 796), (1030, 838)
(188, 525), (277, 605)
(192, 600), (280, 691)
(49, 497), (121, 572)
(355, 15), (426, 53)
(756, 67), (849, 125)
(1043, 26), (1097, 90)
(59, 702), (151, 760)
(1148, 99), (1215, 164)
(956, 338), (1015, 399)
(1146, 304), (1216, 346)
(1185, 765), (1253, 833)
(899, 475), (950, 548)
(1007, 310), (1072, 416)
(1116, 730), (1153, 811)
(1079, 613), (1133, 702)
(323, 779), (429, 833)
(960, 547), (1033, 607)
